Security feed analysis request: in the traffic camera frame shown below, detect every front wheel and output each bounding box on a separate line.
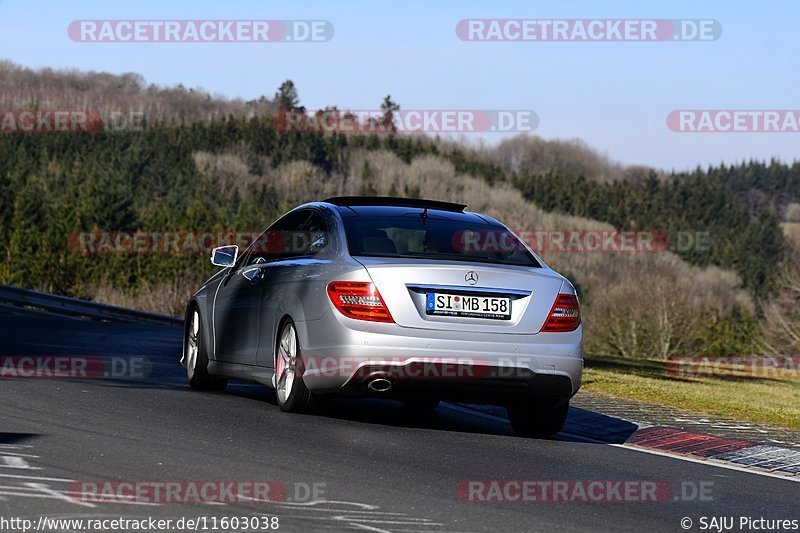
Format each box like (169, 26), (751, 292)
(185, 308), (227, 391)
(275, 319), (313, 413)
(507, 401), (569, 438)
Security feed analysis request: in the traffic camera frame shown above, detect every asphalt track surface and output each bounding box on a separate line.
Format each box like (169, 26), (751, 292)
(0, 314), (797, 532)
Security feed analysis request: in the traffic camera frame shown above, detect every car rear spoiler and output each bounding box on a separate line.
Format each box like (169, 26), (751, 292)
(323, 196), (467, 213)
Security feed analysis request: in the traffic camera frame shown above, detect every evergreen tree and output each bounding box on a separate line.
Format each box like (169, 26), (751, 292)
(379, 95), (400, 133)
(274, 80), (304, 112)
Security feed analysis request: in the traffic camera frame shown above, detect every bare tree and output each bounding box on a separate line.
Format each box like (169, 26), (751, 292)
(761, 245), (800, 354)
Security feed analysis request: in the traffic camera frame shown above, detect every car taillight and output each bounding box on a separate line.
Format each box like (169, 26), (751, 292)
(327, 281), (394, 323)
(542, 294), (581, 332)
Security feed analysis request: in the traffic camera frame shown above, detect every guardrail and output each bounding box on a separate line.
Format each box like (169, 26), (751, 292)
(0, 285), (183, 326)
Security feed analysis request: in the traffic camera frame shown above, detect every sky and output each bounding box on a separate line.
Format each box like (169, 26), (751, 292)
(1, 0), (798, 171)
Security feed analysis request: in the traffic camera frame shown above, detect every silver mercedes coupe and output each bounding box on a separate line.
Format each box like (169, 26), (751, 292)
(182, 197), (582, 437)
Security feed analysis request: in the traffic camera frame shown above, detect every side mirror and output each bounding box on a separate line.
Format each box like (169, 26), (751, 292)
(211, 245), (238, 267)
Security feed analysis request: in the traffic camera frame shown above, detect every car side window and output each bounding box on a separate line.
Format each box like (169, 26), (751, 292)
(271, 210), (312, 233)
(299, 211), (328, 256)
(237, 209), (329, 265)
(302, 211), (324, 232)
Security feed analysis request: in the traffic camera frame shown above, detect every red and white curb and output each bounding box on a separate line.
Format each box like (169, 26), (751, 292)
(447, 404), (800, 481)
(628, 427), (800, 477)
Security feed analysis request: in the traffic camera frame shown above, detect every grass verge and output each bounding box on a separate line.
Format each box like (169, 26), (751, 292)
(582, 355), (800, 431)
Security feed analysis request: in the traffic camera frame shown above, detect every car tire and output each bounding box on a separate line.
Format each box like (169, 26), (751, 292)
(507, 401), (569, 438)
(403, 397), (440, 411)
(275, 319), (313, 413)
(185, 307), (227, 391)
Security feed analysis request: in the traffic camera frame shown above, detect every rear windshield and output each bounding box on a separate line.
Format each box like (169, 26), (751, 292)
(341, 213), (540, 267)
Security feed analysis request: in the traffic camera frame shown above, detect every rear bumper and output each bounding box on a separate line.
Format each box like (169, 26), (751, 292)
(339, 364), (575, 406)
(296, 309), (583, 405)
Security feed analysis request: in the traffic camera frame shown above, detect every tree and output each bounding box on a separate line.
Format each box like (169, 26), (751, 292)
(379, 94), (400, 133)
(761, 244), (800, 354)
(274, 80), (304, 112)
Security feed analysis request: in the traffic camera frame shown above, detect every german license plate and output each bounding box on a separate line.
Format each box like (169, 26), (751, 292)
(426, 293), (511, 320)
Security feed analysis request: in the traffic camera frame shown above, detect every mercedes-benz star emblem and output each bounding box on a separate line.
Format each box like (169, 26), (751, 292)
(465, 271), (479, 285)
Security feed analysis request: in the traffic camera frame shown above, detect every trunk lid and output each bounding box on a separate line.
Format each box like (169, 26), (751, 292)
(355, 257), (564, 334)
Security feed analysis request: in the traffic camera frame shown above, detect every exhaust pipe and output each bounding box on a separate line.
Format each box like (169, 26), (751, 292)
(367, 378), (392, 392)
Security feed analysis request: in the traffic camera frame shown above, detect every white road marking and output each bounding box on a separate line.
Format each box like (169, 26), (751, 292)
(274, 499), (379, 510)
(258, 499), (471, 533)
(24, 482), (96, 507)
(275, 513), (455, 533)
(0, 446), (161, 507)
(0, 485), (161, 507)
(0, 491), (63, 500)
(0, 473), (75, 482)
(0, 451), (40, 458)
(274, 508), (407, 515)
(336, 517), (443, 525)
(348, 525), (393, 533)
(0, 456), (40, 469)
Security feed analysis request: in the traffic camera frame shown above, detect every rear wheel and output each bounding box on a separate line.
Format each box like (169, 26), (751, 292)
(185, 308), (227, 391)
(275, 319), (313, 413)
(507, 401), (569, 438)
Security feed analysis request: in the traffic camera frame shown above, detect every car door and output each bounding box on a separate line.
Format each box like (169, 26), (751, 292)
(255, 209), (327, 369)
(212, 228), (277, 365)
